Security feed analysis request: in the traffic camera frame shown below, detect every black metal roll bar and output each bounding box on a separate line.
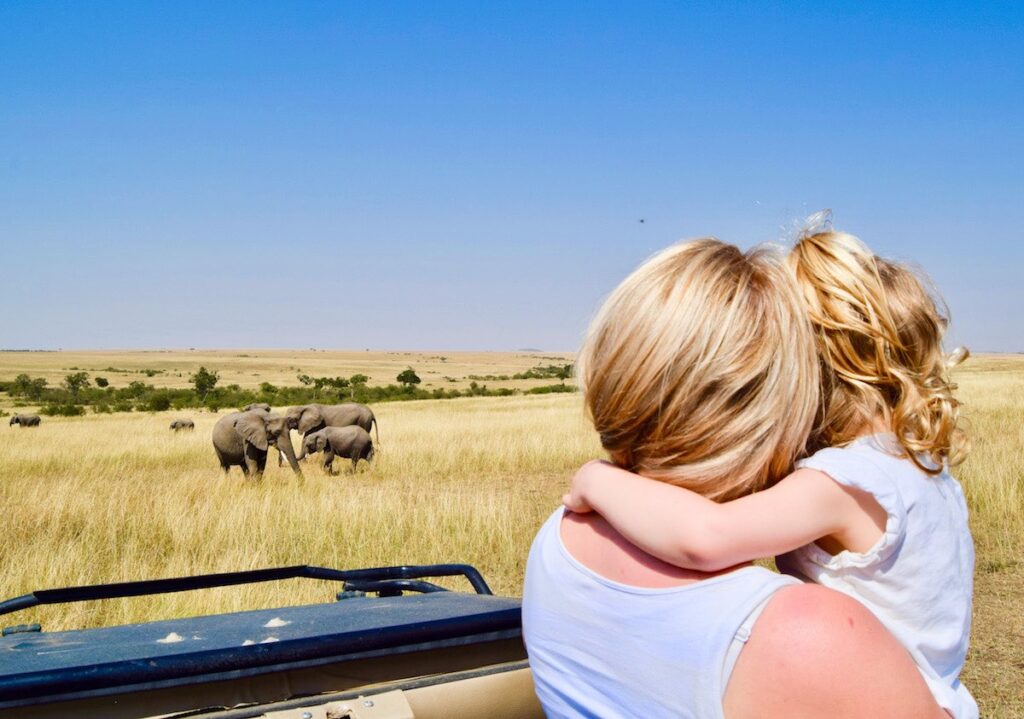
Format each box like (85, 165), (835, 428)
(0, 563), (492, 619)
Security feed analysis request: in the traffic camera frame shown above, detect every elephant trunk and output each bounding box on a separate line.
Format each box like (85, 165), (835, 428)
(278, 434), (303, 476)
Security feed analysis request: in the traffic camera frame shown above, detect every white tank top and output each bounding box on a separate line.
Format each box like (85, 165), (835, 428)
(777, 434), (977, 719)
(522, 508), (799, 719)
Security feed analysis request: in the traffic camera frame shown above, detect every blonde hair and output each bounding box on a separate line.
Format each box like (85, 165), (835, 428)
(788, 227), (968, 472)
(577, 239), (820, 502)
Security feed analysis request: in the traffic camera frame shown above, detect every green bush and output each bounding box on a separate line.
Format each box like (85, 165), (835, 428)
(11, 374), (48, 400)
(525, 383), (577, 395)
(397, 368), (421, 387)
(147, 393), (173, 412)
(41, 403), (86, 417)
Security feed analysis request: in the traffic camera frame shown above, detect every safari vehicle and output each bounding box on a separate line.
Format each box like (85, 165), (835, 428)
(0, 564), (543, 718)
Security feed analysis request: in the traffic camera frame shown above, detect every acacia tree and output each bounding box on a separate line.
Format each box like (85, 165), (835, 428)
(63, 372), (90, 401)
(555, 363), (574, 384)
(396, 368), (421, 388)
(190, 366), (219, 401)
(349, 374), (369, 399)
(12, 374), (48, 400)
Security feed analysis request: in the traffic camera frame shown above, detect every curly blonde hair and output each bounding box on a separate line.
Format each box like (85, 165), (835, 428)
(788, 227), (968, 472)
(577, 239), (820, 502)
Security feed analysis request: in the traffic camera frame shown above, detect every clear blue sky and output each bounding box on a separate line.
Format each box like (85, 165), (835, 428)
(2, 2), (1021, 351)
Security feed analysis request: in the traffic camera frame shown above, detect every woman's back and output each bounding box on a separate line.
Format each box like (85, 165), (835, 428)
(523, 509), (798, 719)
(523, 508), (951, 719)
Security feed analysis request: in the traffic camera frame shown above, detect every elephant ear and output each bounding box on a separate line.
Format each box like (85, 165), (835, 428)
(316, 435), (329, 453)
(297, 406), (324, 434)
(235, 413), (269, 451)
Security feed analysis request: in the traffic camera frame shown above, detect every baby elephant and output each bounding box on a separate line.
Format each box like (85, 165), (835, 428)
(170, 419), (195, 431)
(302, 426), (374, 474)
(9, 414), (41, 427)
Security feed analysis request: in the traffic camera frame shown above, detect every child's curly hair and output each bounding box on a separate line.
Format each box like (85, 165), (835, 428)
(788, 224), (968, 473)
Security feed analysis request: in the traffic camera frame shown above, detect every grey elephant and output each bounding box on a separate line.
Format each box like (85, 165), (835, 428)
(212, 409), (302, 480)
(169, 419), (195, 431)
(9, 414), (41, 427)
(286, 403), (379, 460)
(242, 404), (287, 465)
(301, 426), (374, 474)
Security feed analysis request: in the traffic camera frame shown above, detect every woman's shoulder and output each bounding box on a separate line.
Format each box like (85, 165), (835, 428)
(725, 584), (947, 718)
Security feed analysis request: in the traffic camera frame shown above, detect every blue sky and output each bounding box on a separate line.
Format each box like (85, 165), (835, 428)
(2, 2), (1021, 351)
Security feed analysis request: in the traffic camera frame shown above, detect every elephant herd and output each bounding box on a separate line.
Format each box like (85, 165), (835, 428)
(208, 402), (378, 480)
(8, 403), (377, 481)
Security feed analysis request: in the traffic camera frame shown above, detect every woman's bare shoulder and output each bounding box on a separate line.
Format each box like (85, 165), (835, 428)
(723, 584), (948, 719)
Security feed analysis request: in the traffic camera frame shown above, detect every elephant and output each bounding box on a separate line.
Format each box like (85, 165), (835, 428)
(212, 409), (302, 480)
(9, 414), (41, 427)
(242, 404), (286, 464)
(169, 419), (195, 431)
(286, 403), (379, 460)
(301, 426), (374, 474)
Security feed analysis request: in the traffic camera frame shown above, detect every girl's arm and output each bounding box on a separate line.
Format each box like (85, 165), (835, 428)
(563, 460), (862, 572)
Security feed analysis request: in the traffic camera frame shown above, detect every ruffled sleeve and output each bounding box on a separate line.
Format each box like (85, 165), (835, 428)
(795, 445), (908, 569)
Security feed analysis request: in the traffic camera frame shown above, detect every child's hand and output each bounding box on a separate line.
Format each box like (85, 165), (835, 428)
(562, 460), (608, 514)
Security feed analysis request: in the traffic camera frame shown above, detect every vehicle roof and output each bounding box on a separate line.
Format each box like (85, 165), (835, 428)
(0, 592), (522, 707)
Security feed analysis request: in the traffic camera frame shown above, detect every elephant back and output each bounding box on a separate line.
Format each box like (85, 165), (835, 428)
(324, 403), (373, 429)
(326, 424), (372, 450)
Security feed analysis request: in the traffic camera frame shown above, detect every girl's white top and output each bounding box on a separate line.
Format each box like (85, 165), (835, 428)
(777, 434), (977, 718)
(522, 507), (799, 719)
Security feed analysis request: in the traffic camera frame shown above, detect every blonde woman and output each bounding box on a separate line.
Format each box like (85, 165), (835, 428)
(560, 229), (974, 716)
(523, 238), (947, 718)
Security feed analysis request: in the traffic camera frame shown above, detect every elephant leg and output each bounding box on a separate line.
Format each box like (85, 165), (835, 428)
(323, 450), (335, 475)
(297, 433), (310, 461)
(277, 447), (284, 467)
(243, 445), (262, 480)
(351, 456), (358, 472)
(215, 448), (232, 476)
(256, 448), (269, 480)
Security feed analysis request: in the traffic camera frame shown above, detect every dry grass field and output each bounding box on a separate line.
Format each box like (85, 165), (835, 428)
(0, 351), (1021, 715)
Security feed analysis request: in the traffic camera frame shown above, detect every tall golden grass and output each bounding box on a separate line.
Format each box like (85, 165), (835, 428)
(0, 353), (1020, 714)
(0, 395), (597, 628)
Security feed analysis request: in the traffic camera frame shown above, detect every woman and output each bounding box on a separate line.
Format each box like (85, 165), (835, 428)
(521, 239), (947, 718)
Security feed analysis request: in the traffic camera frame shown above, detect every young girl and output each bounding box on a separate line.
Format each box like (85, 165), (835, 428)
(564, 226), (977, 718)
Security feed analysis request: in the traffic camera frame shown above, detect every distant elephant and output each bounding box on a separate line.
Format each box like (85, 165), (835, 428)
(212, 409), (302, 480)
(9, 414), (41, 427)
(243, 403), (272, 412)
(169, 419), (195, 431)
(286, 403), (379, 460)
(302, 426), (375, 474)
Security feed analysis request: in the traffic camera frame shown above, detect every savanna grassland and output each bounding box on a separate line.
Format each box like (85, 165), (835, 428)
(0, 348), (574, 394)
(0, 351), (1021, 715)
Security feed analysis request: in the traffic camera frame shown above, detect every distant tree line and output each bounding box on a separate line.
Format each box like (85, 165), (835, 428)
(0, 364), (576, 416)
(466, 364), (573, 383)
